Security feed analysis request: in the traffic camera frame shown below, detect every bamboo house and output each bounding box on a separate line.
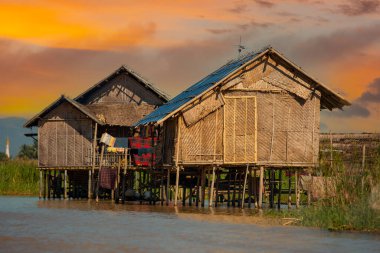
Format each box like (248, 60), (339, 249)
(135, 46), (350, 208)
(24, 66), (169, 199)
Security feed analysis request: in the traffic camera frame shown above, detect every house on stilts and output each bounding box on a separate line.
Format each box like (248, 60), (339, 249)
(24, 65), (169, 199)
(133, 46), (350, 208)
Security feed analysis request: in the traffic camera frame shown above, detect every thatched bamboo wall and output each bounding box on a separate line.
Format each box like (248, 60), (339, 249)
(38, 101), (93, 167)
(168, 56), (320, 167)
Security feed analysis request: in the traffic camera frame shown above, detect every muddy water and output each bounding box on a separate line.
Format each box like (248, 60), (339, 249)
(0, 196), (379, 253)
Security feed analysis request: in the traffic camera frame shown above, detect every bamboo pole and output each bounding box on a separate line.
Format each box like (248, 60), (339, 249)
(241, 164), (249, 209)
(91, 122), (98, 198)
(39, 170), (43, 199)
(254, 169), (258, 208)
(174, 117), (182, 207)
(295, 170), (300, 209)
(258, 166), (264, 209)
(288, 169), (292, 209)
(201, 168), (206, 207)
(277, 170), (282, 210)
(215, 169), (219, 207)
(88, 170), (92, 199)
(209, 167), (216, 207)
(63, 170), (67, 199)
(166, 168), (170, 206)
(96, 144), (105, 203)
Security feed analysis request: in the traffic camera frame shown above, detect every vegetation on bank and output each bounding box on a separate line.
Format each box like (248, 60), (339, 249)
(0, 159), (39, 196)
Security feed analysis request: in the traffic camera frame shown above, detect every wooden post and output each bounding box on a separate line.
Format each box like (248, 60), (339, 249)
(209, 166), (216, 207)
(258, 166), (264, 209)
(39, 170), (43, 199)
(248, 167), (252, 208)
(288, 169), (292, 209)
(241, 164), (249, 209)
(201, 168), (206, 207)
(277, 169), (282, 210)
(174, 166), (180, 206)
(96, 144), (105, 203)
(115, 156), (121, 204)
(254, 169), (258, 208)
(215, 169), (220, 207)
(91, 122), (98, 198)
(166, 168), (170, 206)
(196, 172), (200, 207)
(189, 175), (193, 206)
(47, 170), (51, 199)
(232, 170), (236, 207)
(88, 170), (92, 199)
(227, 170), (231, 207)
(182, 177), (186, 207)
(161, 168), (164, 206)
(295, 170), (300, 209)
(63, 170), (67, 199)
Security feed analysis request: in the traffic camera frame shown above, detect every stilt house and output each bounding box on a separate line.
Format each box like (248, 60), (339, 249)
(24, 66), (169, 169)
(136, 46), (350, 168)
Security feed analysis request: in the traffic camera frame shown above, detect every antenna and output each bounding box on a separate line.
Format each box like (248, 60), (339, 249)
(234, 36), (246, 57)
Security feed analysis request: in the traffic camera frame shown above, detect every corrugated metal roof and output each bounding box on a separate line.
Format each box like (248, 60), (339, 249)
(135, 47), (269, 126)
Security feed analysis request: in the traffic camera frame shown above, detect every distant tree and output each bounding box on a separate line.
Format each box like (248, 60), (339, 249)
(0, 152), (8, 161)
(17, 141), (38, 160)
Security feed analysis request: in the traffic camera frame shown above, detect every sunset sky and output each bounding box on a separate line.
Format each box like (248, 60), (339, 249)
(0, 0), (379, 132)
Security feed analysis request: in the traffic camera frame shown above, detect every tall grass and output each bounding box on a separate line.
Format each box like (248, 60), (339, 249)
(0, 159), (39, 196)
(299, 147), (380, 231)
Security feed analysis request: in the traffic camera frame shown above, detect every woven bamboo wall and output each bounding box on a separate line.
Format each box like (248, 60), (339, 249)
(80, 73), (163, 106)
(38, 102), (93, 167)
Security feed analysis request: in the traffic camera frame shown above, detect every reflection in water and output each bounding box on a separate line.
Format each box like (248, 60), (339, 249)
(1, 196), (379, 253)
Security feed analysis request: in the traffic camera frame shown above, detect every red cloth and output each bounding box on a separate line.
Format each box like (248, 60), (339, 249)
(100, 167), (117, 190)
(129, 137), (158, 149)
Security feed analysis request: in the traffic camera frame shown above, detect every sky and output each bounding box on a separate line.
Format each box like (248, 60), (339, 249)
(0, 0), (379, 132)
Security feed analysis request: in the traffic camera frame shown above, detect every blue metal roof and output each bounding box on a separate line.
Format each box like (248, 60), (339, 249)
(135, 47), (270, 125)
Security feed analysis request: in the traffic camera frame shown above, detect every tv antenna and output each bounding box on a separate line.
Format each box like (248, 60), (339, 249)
(234, 36), (246, 57)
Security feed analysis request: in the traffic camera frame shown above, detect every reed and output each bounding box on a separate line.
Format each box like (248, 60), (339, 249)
(0, 159), (39, 196)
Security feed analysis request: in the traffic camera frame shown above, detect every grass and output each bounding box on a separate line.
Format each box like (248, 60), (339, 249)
(0, 159), (39, 196)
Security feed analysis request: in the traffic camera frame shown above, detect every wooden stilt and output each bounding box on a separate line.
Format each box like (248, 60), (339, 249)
(215, 169), (220, 207)
(258, 166), (264, 209)
(189, 175), (193, 206)
(39, 170), (43, 199)
(248, 167), (252, 208)
(96, 144), (105, 202)
(43, 170), (47, 199)
(238, 170), (242, 207)
(209, 167), (216, 207)
(182, 177), (186, 207)
(196, 172), (200, 207)
(161, 168), (164, 206)
(242, 164), (249, 209)
(91, 122), (98, 199)
(288, 169), (292, 209)
(307, 172), (312, 206)
(295, 170), (300, 208)
(254, 169), (258, 208)
(201, 168), (206, 207)
(277, 169), (282, 210)
(53, 170), (56, 199)
(227, 170), (231, 207)
(232, 170), (236, 207)
(64, 170), (67, 199)
(166, 169), (170, 206)
(47, 171), (51, 199)
(88, 170), (92, 199)
(174, 166), (180, 206)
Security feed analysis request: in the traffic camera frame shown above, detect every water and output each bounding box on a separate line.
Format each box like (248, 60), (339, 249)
(0, 196), (379, 253)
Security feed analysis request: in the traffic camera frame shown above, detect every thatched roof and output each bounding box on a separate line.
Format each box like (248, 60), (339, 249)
(75, 65), (170, 103)
(24, 96), (104, 128)
(136, 46), (350, 126)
